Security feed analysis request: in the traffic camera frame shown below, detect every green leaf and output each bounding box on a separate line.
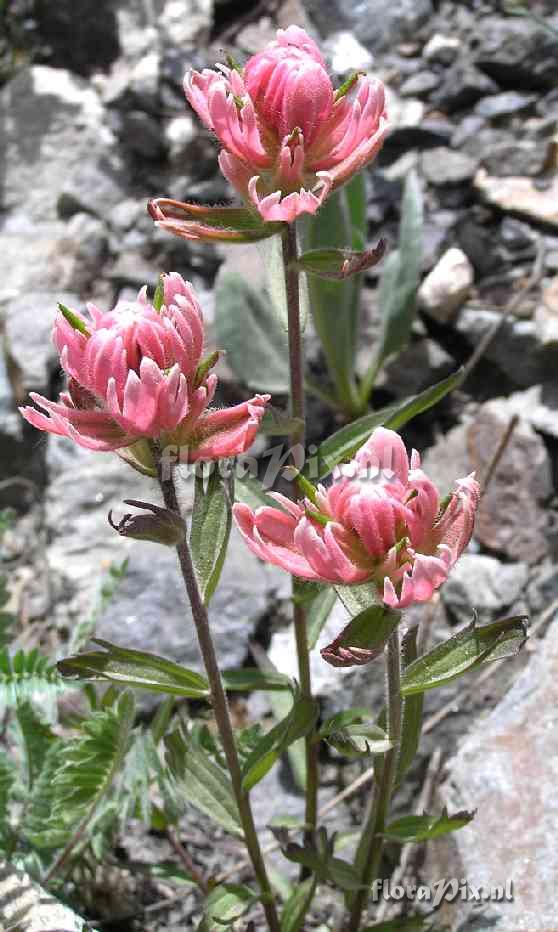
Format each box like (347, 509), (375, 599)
(242, 695), (318, 791)
(190, 471), (232, 606)
(205, 884), (258, 927)
(318, 709), (392, 757)
(16, 702), (56, 788)
(221, 668), (292, 692)
(234, 474), (278, 510)
(303, 177), (365, 413)
(400, 615), (528, 696)
(383, 808), (475, 843)
(306, 587), (337, 651)
(280, 876), (316, 932)
(215, 269), (289, 392)
(23, 691), (135, 849)
(165, 729), (242, 836)
(260, 233), (310, 332)
(396, 626), (424, 785)
(312, 368), (465, 480)
(335, 583), (379, 616)
(0, 648), (64, 709)
(58, 639), (210, 699)
(0, 750), (15, 844)
(266, 683), (307, 792)
(321, 604), (401, 668)
(361, 170), (423, 398)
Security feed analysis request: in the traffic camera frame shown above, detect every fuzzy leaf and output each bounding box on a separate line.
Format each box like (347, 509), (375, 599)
(165, 729), (242, 836)
(190, 471), (232, 606)
(306, 586), (337, 650)
(215, 269), (289, 392)
(400, 615), (528, 696)
(58, 639), (210, 699)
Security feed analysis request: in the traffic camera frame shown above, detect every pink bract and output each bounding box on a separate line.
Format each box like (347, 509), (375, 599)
(20, 273), (269, 459)
(183, 26), (388, 223)
(233, 427), (480, 610)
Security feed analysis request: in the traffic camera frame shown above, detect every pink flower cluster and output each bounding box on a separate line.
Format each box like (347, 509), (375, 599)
(20, 274), (268, 459)
(233, 428), (479, 610)
(184, 26), (388, 223)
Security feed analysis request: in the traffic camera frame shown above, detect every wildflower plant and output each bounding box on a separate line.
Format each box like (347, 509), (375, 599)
(18, 25), (529, 932)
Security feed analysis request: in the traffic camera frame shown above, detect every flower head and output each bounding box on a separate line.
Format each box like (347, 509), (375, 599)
(233, 428), (480, 610)
(183, 26), (388, 223)
(20, 274), (269, 461)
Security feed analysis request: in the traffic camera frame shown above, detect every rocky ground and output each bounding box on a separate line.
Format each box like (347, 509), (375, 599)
(2, 0), (558, 929)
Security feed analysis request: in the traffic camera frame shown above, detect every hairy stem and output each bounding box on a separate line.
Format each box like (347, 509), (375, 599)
(282, 223), (319, 851)
(156, 456), (280, 932)
(346, 627), (402, 931)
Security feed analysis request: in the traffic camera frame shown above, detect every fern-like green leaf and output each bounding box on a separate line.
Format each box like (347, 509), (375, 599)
(23, 691), (135, 851)
(16, 701), (57, 788)
(0, 648), (63, 709)
(0, 749), (15, 850)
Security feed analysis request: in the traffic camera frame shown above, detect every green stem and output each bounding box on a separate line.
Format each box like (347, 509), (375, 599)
(281, 223), (319, 851)
(346, 627), (402, 931)
(156, 456), (280, 932)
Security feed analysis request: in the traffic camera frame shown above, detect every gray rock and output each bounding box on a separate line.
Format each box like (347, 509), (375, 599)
(34, 0), (119, 76)
(375, 337), (455, 399)
(480, 140), (550, 178)
(455, 308), (544, 387)
(422, 33), (461, 66)
(474, 91), (537, 121)
(474, 15), (558, 92)
(2, 66), (118, 222)
(0, 861), (94, 931)
(4, 290), (78, 397)
(441, 554), (528, 624)
(433, 59), (498, 113)
(418, 248), (474, 322)
(302, 0), (433, 52)
(421, 148), (478, 186)
(117, 110), (166, 160)
(430, 620), (558, 931)
(496, 384), (558, 440)
(322, 30), (374, 74)
(400, 71), (439, 99)
(45, 440), (289, 680)
(423, 397), (553, 566)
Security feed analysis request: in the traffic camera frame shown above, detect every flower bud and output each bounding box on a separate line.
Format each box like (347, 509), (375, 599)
(108, 500), (185, 546)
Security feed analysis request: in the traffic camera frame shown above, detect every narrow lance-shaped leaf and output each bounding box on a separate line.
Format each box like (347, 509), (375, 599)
(303, 177), (365, 413)
(383, 808), (475, 843)
(221, 668), (293, 692)
(311, 368), (464, 480)
(306, 586), (337, 651)
(361, 169), (423, 400)
(204, 884), (259, 927)
(396, 625), (424, 785)
(241, 694), (318, 791)
(58, 639), (210, 699)
(190, 470), (232, 606)
(400, 615), (528, 696)
(280, 876), (317, 932)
